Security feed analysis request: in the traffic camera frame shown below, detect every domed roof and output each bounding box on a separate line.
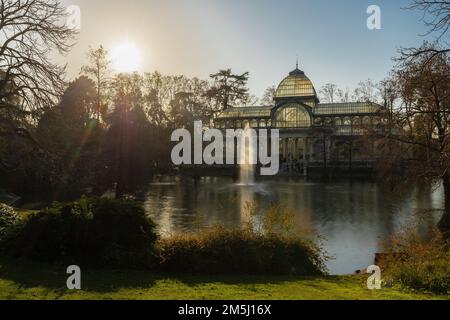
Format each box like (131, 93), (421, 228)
(274, 68), (317, 99)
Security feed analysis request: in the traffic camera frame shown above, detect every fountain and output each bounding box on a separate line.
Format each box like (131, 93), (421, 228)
(238, 124), (256, 186)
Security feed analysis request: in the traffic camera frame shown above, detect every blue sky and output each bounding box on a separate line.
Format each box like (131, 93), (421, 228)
(61, 0), (435, 97)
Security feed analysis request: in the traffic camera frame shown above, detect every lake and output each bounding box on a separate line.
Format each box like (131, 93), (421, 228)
(143, 176), (443, 275)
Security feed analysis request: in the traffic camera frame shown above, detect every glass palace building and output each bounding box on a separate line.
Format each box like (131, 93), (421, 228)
(213, 67), (384, 175)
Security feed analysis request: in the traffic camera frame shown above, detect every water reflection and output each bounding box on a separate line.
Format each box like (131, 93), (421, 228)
(143, 176), (443, 274)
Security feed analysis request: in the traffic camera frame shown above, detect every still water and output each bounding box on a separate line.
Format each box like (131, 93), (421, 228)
(143, 176), (443, 275)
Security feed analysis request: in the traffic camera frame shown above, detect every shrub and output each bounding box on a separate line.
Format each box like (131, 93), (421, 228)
(5, 197), (158, 268)
(379, 226), (450, 294)
(0, 203), (22, 243)
(157, 226), (327, 275)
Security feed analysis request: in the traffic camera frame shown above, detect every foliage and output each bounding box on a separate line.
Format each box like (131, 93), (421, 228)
(4, 196), (327, 276)
(0, 204), (22, 243)
(81, 45), (112, 121)
(373, 46), (450, 230)
(243, 201), (318, 239)
(1, 65), (233, 197)
(157, 224), (327, 276)
(207, 69), (250, 110)
(143, 72), (217, 126)
(4, 197), (158, 268)
(33, 77), (104, 196)
(154, 202), (326, 276)
(0, 12), (254, 197)
(0, 0), (78, 195)
(379, 226), (450, 294)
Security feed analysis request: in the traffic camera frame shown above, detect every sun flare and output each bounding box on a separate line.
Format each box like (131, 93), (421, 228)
(110, 42), (142, 73)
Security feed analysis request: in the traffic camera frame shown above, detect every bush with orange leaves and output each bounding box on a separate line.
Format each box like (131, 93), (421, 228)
(379, 225), (450, 294)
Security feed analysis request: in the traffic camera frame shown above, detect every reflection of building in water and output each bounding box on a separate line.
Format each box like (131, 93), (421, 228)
(213, 65), (386, 175)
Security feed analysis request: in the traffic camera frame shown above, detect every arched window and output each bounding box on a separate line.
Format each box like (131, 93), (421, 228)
(274, 104), (311, 128)
(343, 117), (351, 126)
(334, 117), (342, 126)
(363, 116), (371, 125)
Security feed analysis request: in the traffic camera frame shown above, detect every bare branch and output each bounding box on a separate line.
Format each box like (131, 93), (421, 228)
(0, 0), (77, 139)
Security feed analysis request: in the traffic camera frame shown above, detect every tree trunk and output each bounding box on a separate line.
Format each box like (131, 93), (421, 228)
(438, 172), (450, 234)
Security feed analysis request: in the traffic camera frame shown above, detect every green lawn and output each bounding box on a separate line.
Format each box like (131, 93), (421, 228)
(0, 260), (448, 300)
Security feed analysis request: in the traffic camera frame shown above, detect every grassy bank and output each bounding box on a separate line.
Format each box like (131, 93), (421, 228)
(0, 260), (448, 300)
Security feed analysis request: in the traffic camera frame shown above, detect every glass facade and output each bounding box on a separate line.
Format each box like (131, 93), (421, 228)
(216, 106), (272, 119)
(215, 106), (382, 133)
(210, 67), (386, 168)
(213, 68), (383, 137)
(274, 104), (311, 128)
(314, 102), (379, 115)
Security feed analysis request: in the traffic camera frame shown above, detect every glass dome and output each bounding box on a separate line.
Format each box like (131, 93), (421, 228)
(274, 68), (317, 99)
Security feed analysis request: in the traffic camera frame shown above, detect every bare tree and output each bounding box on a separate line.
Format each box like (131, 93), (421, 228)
(260, 85), (276, 105)
(241, 94), (259, 107)
(409, 0), (450, 39)
(319, 83), (338, 103)
(353, 79), (378, 102)
(374, 49), (450, 232)
(400, 1), (450, 59)
(336, 87), (351, 103)
(378, 78), (398, 114)
(0, 0), (77, 138)
(81, 46), (111, 121)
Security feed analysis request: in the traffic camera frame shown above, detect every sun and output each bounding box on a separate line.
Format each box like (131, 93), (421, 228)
(110, 42), (142, 73)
